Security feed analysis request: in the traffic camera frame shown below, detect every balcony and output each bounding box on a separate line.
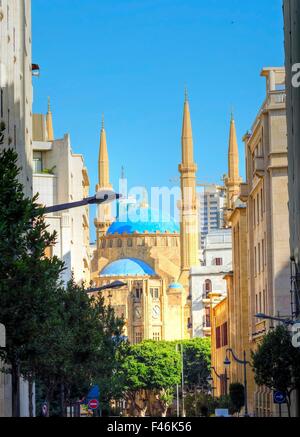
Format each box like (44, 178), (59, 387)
(253, 156), (265, 177)
(239, 183), (249, 202)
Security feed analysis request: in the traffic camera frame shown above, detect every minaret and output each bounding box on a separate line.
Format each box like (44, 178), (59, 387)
(225, 113), (242, 222)
(95, 115), (113, 240)
(178, 90), (199, 285)
(46, 97), (54, 141)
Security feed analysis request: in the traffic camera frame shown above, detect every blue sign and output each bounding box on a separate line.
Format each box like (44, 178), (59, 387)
(83, 385), (100, 405)
(273, 391), (287, 404)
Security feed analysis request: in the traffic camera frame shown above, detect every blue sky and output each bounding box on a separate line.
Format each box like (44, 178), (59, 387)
(32, 0), (284, 241)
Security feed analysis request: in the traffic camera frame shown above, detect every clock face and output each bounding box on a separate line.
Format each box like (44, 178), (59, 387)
(152, 305), (161, 320)
(135, 306), (142, 319)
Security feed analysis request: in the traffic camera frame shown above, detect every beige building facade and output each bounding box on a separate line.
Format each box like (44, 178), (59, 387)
(242, 67), (290, 416)
(284, 0), (300, 321)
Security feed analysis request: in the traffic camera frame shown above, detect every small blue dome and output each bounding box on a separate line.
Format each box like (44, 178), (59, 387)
(107, 206), (179, 235)
(168, 282), (183, 289)
(100, 258), (157, 277)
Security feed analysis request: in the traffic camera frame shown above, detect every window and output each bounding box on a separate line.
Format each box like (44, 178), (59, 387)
(261, 188), (264, 218)
(150, 288), (159, 299)
(216, 258), (223, 266)
(257, 194), (260, 225)
(0, 88), (3, 118)
(262, 240), (265, 271)
(13, 125), (16, 146)
(258, 243), (261, 274)
(216, 326), (221, 349)
(33, 151), (43, 173)
(109, 239), (113, 248)
(222, 322), (228, 347)
(153, 332), (160, 341)
(253, 198), (256, 228)
(127, 238), (133, 247)
(263, 289), (266, 313)
(135, 331), (143, 344)
(117, 239), (122, 248)
(254, 247), (257, 276)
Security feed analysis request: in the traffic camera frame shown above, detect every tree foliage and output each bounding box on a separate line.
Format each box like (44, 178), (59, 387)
(251, 325), (300, 417)
(229, 382), (245, 415)
(0, 146), (125, 416)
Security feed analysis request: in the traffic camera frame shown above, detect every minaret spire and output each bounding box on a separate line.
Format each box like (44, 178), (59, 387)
(228, 112), (240, 181)
(225, 112), (242, 220)
(46, 97), (54, 141)
(98, 114), (110, 188)
(181, 89), (194, 164)
(95, 114), (113, 240)
(178, 90), (199, 337)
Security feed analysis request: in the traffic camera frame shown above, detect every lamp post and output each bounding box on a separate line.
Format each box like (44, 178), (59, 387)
(86, 281), (127, 293)
(209, 366), (229, 396)
(224, 348), (250, 416)
(255, 313), (299, 326)
(43, 189), (121, 214)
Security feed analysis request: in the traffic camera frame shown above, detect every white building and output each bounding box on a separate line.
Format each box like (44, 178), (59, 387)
(0, 0), (33, 197)
(198, 185), (226, 258)
(32, 105), (90, 285)
(0, 0), (33, 417)
(191, 229), (232, 338)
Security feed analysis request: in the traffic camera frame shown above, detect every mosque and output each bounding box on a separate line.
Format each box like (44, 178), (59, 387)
(90, 93), (199, 342)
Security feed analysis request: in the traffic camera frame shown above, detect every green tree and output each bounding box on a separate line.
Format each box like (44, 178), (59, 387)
(229, 383), (245, 416)
(33, 277), (124, 416)
(0, 146), (64, 416)
(252, 325), (300, 417)
(117, 341), (181, 417)
(177, 338), (211, 391)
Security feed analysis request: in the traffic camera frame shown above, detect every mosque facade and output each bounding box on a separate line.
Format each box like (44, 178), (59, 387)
(91, 94), (199, 343)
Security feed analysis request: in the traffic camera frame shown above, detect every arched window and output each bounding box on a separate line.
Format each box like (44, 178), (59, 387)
(117, 239), (122, 248)
(203, 279), (212, 298)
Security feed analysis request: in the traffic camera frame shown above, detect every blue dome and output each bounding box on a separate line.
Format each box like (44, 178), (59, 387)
(168, 282), (183, 289)
(107, 206), (179, 235)
(100, 258), (157, 277)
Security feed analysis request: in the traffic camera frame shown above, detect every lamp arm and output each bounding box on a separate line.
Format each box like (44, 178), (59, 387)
(211, 366), (222, 379)
(226, 348), (248, 365)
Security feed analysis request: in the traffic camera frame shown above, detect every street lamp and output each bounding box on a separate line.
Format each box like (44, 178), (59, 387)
(210, 366), (229, 396)
(86, 281), (127, 293)
(255, 313), (298, 326)
(224, 348), (250, 416)
(43, 189), (121, 214)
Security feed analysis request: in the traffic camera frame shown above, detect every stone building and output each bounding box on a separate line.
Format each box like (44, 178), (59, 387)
(0, 0), (33, 197)
(0, 0), (33, 417)
(191, 229), (232, 338)
(210, 296), (229, 397)
(91, 94), (199, 342)
(242, 67), (290, 416)
(284, 0), (300, 320)
(33, 100), (90, 285)
(222, 113), (255, 415)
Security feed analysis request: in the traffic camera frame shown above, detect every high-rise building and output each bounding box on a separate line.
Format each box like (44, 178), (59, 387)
(0, 0), (33, 197)
(198, 184), (226, 256)
(0, 0), (33, 417)
(32, 101), (90, 285)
